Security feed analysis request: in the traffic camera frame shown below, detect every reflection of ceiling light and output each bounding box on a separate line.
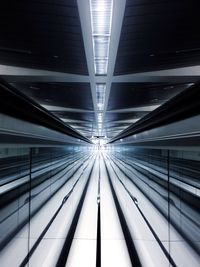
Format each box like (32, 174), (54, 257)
(90, 0), (113, 75)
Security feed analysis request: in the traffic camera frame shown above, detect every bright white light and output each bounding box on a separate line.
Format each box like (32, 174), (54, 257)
(90, 0), (113, 75)
(99, 138), (107, 146)
(95, 0), (106, 13)
(97, 103), (104, 110)
(91, 138), (99, 144)
(97, 113), (103, 123)
(96, 83), (106, 111)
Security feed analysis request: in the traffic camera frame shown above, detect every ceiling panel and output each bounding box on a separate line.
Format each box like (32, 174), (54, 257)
(114, 0), (200, 75)
(0, 1), (199, 142)
(11, 82), (93, 110)
(104, 112), (148, 122)
(9, 82), (94, 138)
(107, 83), (189, 111)
(0, 0), (88, 74)
(53, 111), (95, 122)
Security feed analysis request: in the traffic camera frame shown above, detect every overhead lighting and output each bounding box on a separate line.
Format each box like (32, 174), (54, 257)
(90, 0), (113, 75)
(97, 113), (103, 123)
(96, 83), (106, 111)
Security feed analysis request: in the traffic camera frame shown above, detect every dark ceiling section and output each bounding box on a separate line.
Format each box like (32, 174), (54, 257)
(107, 83), (188, 110)
(11, 83), (93, 110)
(114, 0), (200, 75)
(52, 111), (95, 122)
(0, 1), (199, 141)
(10, 82), (94, 137)
(0, 0), (88, 74)
(52, 111), (95, 138)
(105, 82), (192, 138)
(104, 112), (147, 138)
(105, 112), (148, 123)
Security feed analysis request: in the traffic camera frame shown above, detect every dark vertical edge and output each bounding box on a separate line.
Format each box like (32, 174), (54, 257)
(96, 158), (101, 267)
(167, 149), (170, 267)
(96, 204), (101, 267)
(27, 147), (33, 267)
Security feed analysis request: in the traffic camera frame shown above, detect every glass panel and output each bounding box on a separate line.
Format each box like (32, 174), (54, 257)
(0, 147), (30, 266)
(169, 150), (200, 266)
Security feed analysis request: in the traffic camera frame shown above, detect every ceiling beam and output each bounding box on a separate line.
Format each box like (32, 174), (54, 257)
(60, 119), (89, 124)
(106, 119), (140, 124)
(107, 105), (160, 113)
(1, 64), (200, 84)
(41, 104), (94, 113)
(112, 65), (200, 83)
(0, 64), (90, 83)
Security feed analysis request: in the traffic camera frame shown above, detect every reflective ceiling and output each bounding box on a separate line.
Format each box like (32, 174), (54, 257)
(0, 0), (200, 141)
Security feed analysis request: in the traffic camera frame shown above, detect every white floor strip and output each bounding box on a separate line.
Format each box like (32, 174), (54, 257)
(100, 154), (132, 267)
(65, 155), (99, 267)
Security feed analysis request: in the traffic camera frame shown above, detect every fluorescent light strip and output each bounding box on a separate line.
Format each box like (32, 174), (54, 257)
(97, 113), (103, 123)
(96, 83), (106, 112)
(90, 0), (113, 75)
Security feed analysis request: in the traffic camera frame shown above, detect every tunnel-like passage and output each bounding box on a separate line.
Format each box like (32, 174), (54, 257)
(0, 0), (200, 266)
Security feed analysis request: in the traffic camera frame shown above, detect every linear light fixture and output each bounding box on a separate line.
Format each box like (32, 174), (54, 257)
(90, 0), (113, 75)
(97, 113), (103, 122)
(96, 83), (106, 112)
